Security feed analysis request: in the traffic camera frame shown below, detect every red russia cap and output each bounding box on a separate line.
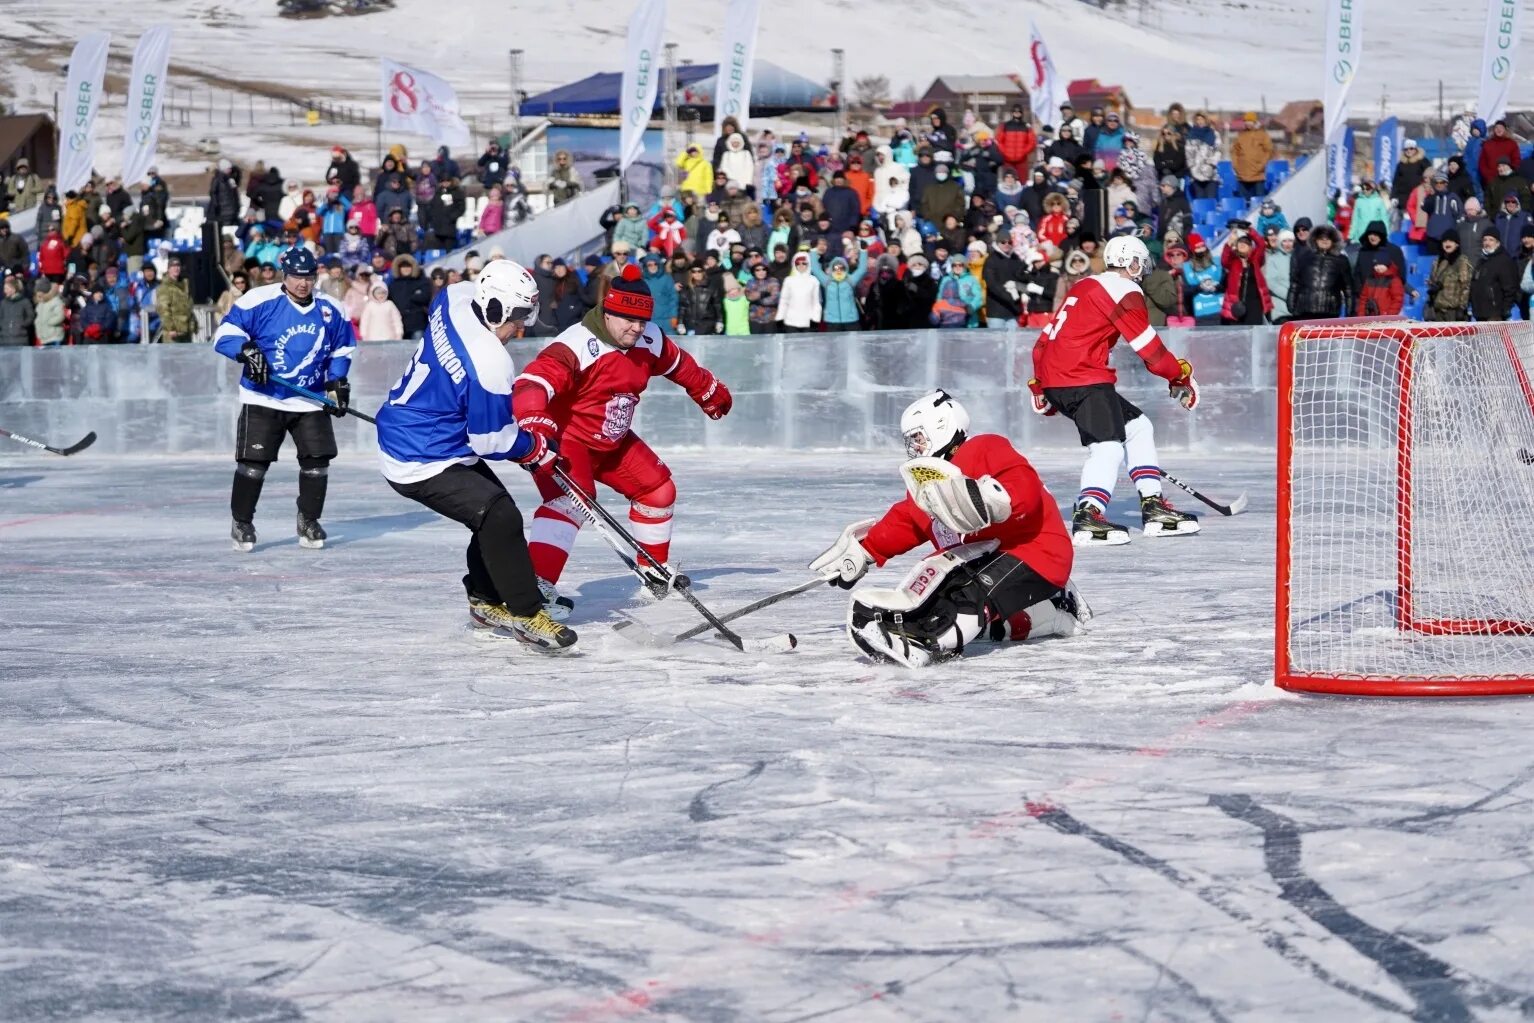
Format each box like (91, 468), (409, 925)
(603, 263), (653, 321)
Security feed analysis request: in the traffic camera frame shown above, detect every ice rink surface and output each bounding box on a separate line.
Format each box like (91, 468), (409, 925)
(3, 449), (1533, 1023)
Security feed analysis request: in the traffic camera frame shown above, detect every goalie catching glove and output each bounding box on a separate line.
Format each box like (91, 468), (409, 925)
(901, 456), (1011, 535)
(809, 518), (877, 588)
(1169, 359), (1198, 411)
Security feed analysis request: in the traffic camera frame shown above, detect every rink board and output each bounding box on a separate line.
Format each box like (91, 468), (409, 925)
(1, 450), (1532, 1022)
(0, 326), (1281, 455)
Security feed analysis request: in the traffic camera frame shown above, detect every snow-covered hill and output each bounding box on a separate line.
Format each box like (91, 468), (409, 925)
(0, 0), (1517, 177)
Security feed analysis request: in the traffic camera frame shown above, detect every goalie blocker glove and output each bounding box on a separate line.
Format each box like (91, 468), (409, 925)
(1169, 358), (1199, 410)
(809, 518), (877, 588)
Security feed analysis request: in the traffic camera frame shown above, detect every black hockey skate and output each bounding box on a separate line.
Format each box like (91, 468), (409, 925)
(1071, 501), (1131, 547)
(231, 519), (257, 553)
(469, 597), (577, 652)
(296, 513), (327, 549)
(637, 560), (690, 600)
(537, 577), (575, 621)
(1052, 578), (1095, 625)
(1140, 494), (1200, 538)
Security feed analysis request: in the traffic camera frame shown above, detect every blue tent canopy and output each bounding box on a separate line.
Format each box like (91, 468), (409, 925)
(520, 60), (835, 117)
(520, 65), (716, 117)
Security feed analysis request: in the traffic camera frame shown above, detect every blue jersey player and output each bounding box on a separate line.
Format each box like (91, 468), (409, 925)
(374, 259), (576, 652)
(214, 247), (356, 551)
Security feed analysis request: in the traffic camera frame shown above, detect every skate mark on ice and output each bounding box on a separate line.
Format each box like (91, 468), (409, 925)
(317, 509), (438, 547)
(1025, 800), (1412, 1016)
(1383, 763), (1534, 832)
(1212, 794), (1534, 1022)
(0, 474), (44, 489)
(688, 760), (767, 822)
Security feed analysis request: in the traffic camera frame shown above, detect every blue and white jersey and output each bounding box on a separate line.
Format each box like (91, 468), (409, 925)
(213, 283), (356, 412)
(375, 282), (528, 484)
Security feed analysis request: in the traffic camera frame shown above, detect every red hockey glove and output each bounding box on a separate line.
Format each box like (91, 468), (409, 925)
(1027, 377), (1056, 416)
(691, 374), (733, 420)
(1169, 359), (1199, 411)
(515, 414), (562, 474)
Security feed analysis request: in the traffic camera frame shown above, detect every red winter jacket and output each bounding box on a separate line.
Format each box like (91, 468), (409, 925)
(39, 231), (68, 277)
(1356, 263), (1405, 316)
(1219, 229), (1272, 319)
(1480, 134), (1522, 187)
(994, 122), (1038, 177)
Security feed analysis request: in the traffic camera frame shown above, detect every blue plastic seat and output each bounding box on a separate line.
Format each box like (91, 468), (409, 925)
(1191, 198), (1217, 218)
(1388, 230), (1407, 247)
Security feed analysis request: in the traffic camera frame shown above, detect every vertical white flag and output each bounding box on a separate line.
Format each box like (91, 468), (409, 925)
(1026, 22), (1068, 129)
(1478, 0), (1523, 126)
(122, 26), (172, 185)
(56, 32), (111, 194)
(1322, 0), (1363, 147)
(715, 0), (760, 136)
(380, 58), (470, 148)
(620, 0), (668, 173)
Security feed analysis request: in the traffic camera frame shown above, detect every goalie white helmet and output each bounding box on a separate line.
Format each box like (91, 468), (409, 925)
(900, 390), (970, 459)
(474, 258), (539, 327)
(1102, 235), (1152, 280)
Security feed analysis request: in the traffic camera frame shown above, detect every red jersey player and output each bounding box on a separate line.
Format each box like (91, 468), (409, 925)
(512, 264), (731, 615)
(1029, 235), (1200, 546)
(809, 391), (1089, 668)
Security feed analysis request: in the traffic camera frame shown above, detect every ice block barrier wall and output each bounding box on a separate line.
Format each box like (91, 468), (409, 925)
(0, 327), (1281, 455)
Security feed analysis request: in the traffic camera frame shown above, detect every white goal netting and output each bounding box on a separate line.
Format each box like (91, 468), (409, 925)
(1280, 321), (1534, 694)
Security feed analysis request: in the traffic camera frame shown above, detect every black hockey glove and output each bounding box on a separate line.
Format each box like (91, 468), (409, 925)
(326, 378), (351, 418)
(238, 342), (269, 386)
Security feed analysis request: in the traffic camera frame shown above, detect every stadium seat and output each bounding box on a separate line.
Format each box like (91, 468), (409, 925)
(1217, 160), (1238, 190)
(1191, 198), (1217, 218)
(1388, 231), (1407, 247)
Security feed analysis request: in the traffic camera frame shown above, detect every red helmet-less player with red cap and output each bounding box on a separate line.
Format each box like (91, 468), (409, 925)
(511, 263), (732, 614)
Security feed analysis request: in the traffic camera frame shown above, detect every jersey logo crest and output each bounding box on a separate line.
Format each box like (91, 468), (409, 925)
(601, 393), (639, 441)
(321, 304), (333, 323)
(588, 338), (600, 357)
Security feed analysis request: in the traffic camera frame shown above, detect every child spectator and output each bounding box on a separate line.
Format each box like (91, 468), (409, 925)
(720, 274), (751, 336)
(359, 282), (405, 340)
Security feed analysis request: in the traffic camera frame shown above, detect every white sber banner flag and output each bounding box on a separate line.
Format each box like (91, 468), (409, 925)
(1478, 0), (1523, 125)
(380, 58), (470, 149)
(123, 26), (173, 185)
(57, 32), (111, 194)
(620, 0), (667, 172)
(1323, 0), (1364, 146)
(715, 0), (760, 136)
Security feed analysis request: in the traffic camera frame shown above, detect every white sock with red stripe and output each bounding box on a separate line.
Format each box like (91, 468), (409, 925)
(627, 497), (673, 569)
(1123, 415), (1163, 498)
(528, 494), (581, 584)
(1078, 441), (1124, 511)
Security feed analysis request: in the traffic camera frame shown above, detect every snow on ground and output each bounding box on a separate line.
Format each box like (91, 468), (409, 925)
(2, 448), (1533, 1021)
(0, 0), (1513, 179)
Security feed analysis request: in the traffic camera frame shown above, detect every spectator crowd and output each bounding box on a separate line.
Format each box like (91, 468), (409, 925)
(3, 102), (1534, 347)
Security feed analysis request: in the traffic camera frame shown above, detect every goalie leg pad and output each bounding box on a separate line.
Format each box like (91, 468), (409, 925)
(844, 545), (998, 667)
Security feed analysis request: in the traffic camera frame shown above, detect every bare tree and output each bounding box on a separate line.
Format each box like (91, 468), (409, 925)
(854, 75), (891, 111)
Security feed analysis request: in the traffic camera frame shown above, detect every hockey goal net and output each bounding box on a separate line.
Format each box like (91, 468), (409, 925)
(1278, 319), (1534, 696)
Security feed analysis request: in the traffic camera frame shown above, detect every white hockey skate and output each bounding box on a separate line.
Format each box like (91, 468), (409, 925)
(537, 577), (575, 621)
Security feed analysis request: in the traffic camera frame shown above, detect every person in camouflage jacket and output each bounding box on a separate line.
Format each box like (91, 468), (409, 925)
(158, 259), (197, 342)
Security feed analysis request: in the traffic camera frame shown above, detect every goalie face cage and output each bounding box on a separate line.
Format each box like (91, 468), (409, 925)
(1277, 319), (1534, 697)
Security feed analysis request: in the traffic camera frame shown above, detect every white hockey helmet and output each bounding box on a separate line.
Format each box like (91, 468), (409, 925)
(900, 390), (970, 460)
(474, 258), (539, 327)
(1102, 235), (1152, 280)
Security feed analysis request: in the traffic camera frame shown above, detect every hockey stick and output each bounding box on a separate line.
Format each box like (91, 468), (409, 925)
(0, 427), (97, 456)
(268, 379), (378, 425)
(1161, 470), (1248, 516)
(548, 464), (797, 653)
(613, 576), (824, 648)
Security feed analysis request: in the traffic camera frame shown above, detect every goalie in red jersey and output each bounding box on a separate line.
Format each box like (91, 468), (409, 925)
(1029, 235), (1201, 546)
(511, 264), (732, 617)
(809, 390), (1090, 668)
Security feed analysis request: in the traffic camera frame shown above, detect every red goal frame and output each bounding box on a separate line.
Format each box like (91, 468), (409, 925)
(1276, 318), (1534, 697)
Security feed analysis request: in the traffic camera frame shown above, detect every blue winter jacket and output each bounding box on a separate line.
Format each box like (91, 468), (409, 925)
(811, 249), (868, 325)
(641, 261), (680, 328)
